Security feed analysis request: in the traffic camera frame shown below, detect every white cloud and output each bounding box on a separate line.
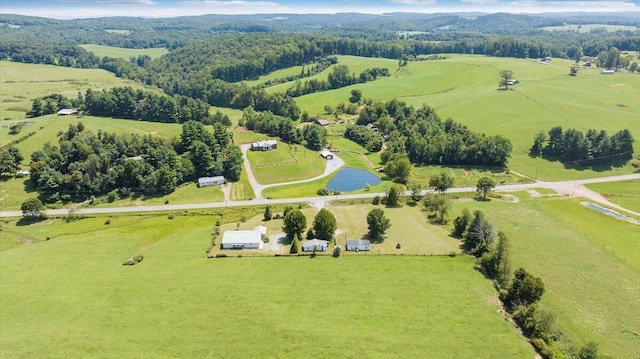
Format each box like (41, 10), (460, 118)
(460, 0), (500, 4)
(507, 0), (639, 12)
(389, 0), (438, 4)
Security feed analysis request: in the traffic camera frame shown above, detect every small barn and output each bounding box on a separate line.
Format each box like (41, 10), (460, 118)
(584, 61), (592, 67)
(316, 118), (330, 126)
(57, 108), (78, 116)
(366, 123), (379, 133)
(320, 150), (334, 160)
(302, 239), (329, 252)
(198, 176), (226, 187)
(251, 140), (278, 151)
(221, 226), (267, 249)
(346, 239), (371, 251)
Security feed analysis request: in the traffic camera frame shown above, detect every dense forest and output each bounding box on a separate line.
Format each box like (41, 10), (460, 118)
(532, 126), (634, 163)
(28, 121), (242, 203)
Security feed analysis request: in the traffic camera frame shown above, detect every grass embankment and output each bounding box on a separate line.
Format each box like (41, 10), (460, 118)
(293, 55), (640, 181)
(79, 44), (169, 59)
(0, 211), (534, 358)
(585, 179), (640, 214)
(450, 194), (640, 358)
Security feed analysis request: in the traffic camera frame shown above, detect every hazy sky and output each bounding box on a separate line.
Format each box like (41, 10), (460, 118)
(2, 0), (639, 19)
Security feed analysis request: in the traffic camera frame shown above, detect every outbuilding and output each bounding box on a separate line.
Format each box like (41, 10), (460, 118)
(302, 239), (329, 252)
(601, 70), (615, 75)
(57, 108), (78, 116)
(316, 119), (330, 126)
(346, 239), (371, 251)
(221, 226), (267, 249)
(198, 176), (226, 187)
(250, 140), (278, 151)
(320, 150), (334, 160)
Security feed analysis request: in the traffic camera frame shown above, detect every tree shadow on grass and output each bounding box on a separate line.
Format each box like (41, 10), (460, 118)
(16, 217), (48, 226)
(364, 233), (386, 244)
(530, 153), (630, 172)
(22, 179), (37, 193)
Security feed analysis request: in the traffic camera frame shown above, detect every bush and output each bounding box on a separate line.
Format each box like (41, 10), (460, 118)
(123, 255), (144, 266)
(317, 187), (330, 196)
(372, 195), (380, 205)
(104, 219), (111, 225)
(168, 214), (174, 220)
(263, 236), (270, 243)
(333, 246), (342, 258)
(531, 338), (554, 359)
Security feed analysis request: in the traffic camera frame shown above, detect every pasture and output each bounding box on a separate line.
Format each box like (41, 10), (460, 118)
(449, 194), (640, 358)
(0, 211), (534, 358)
(0, 61), (149, 121)
(79, 44), (169, 59)
(585, 179), (640, 214)
(291, 55), (640, 181)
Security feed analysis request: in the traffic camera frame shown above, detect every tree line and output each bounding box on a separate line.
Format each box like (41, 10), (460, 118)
(358, 99), (512, 167)
(285, 65), (390, 97)
(531, 126), (634, 163)
(28, 120), (242, 203)
(27, 87), (230, 126)
(241, 108), (328, 151)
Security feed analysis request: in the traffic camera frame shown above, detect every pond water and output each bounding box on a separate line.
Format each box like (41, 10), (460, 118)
(582, 202), (640, 225)
(327, 168), (381, 192)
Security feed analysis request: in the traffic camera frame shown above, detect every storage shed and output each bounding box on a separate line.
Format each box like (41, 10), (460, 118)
(198, 176), (226, 187)
(221, 226), (267, 249)
(320, 150), (334, 160)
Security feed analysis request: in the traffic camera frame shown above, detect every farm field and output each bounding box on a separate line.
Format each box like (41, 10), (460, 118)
(0, 212), (534, 358)
(449, 194), (640, 358)
(292, 55), (640, 181)
(0, 61), (152, 121)
(79, 44), (168, 59)
(585, 179), (640, 214)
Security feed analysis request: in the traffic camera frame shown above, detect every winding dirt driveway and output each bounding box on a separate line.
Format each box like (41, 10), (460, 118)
(240, 143), (345, 199)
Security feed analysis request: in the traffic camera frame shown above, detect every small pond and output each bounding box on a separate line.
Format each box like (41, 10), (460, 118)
(582, 202), (640, 225)
(327, 168), (381, 192)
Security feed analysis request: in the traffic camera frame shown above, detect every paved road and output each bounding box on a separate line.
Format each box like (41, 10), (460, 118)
(1, 173), (638, 218)
(240, 144), (345, 199)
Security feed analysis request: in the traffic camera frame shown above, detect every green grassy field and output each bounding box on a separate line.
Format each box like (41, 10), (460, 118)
(541, 24), (639, 32)
(0, 212), (535, 358)
(585, 179), (640, 213)
(449, 194), (640, 358)
(0, 61), (151, 121)
(79, 44), (169, 59)
(292, 55), (640, 181)
(265, 55), (399, 94)
(247, 144), (325, 185)
(242, 63), (307, 87)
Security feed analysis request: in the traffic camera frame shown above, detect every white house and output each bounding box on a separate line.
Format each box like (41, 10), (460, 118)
(302, 239), (329, 252)
(221, 226), (267, 249)
(198, 176), (226, 187)
(251, 140), (278, 151)
(320, 150), (334, 160)
(346, 239), (371, 251)
(57, 108), (78, 116)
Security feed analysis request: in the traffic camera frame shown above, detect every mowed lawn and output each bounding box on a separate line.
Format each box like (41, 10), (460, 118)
(0, 214), (534, 358)
(247, 145), (325, 185)
(450, 194), (640, 358)
(293, 55), (640, 181)
(585, 179), (640, 214)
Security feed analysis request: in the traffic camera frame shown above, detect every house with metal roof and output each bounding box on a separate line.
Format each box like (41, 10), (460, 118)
(221, 226), (267, 249)
(346, 239), (371, 251)
(302, 239), (329, 252)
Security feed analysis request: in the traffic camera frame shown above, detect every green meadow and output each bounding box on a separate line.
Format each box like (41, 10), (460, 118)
(0, 212), (534, 358)
(291, 55), (640, 181)
(247, 144), (325, 185)
(585, 179), (640, 214)
(79, 44), (169, 59)
(0, 61), (150, 121)
(449, 194), (640, 358)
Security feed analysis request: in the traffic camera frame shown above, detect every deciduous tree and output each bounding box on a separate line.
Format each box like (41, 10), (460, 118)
(21, 198), (45, 219)
(367, 208), (391, 239)
(312, 208), (337, 240)
(476, 176), (497, 199)
(283, 209), (306, 240)
(499, 69), (514, 89)
(429, 171), (454, 194)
